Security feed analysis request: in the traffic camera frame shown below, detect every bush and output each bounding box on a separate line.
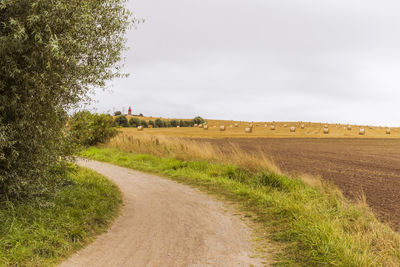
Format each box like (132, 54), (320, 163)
(148, 120), (155, 128)
(69, 111), (117, 147)
(170, 120), (179, 127)
(129, 117), (140, 127)
(115, 115), (128, 127)
(192, 116), (205, 125)
(140, 120), (148, 128)
(155, 118), (163, 128)
(114, 111), (122, 116)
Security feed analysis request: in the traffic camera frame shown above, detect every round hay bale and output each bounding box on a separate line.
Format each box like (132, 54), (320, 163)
(234, 123), (239, 127)
(270, 125), (276, 130)
(137, 126), (143, 131)
(249, 123), (253, 128)
(245, 127), (252, 133)
(177, 126), (180, 128)
(290, 126), (296, 132)
(230, 125), (233, 128)
(386, 128), (391, 134)
(301, 124), (305, 129)
(203, 125), (209, 130)
(347, 125), (352, 131)
(198, 124), (203, 128)
(148, 125), (153, 128)
(264, 124), (268, 127)
(359, 128), (365, 135)
(213, 125), (217, 128)
(284, 124), (288, 127)
(194, 124), (198, 127)
(324, 128), (329, 134)
(220, 125), (226, 131)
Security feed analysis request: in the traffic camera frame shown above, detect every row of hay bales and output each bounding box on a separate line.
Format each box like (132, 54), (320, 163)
(137, 122), (393, 135)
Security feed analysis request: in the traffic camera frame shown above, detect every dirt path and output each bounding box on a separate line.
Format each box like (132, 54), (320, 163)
(60, 159), (265, 267)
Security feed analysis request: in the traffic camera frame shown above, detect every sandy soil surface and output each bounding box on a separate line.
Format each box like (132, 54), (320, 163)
(60, 159), (266, 267)
(198, 138), (400, 229)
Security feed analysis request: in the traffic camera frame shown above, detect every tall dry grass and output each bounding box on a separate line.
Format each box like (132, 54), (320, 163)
(104, 132), (281, 173)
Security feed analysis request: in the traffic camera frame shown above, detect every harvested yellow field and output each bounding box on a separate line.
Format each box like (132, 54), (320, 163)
(119, 119), (400, 139)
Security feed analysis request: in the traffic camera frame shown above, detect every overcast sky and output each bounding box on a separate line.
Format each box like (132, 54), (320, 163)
(90, 0), (400, 126)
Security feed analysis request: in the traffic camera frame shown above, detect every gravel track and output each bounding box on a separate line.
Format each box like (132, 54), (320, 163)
(60, 159), (265, 267)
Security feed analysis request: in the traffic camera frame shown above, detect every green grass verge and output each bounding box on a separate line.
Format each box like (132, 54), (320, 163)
(82, 146), (400, 266)
(0, 166), (122, 267)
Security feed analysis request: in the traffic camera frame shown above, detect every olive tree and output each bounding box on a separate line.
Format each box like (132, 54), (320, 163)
(0, 0), (132, 198)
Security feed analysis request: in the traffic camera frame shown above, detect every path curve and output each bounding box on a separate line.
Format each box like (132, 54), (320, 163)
(60, 159), (265, 267)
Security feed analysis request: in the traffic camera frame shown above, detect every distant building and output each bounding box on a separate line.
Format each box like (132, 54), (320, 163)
(128, 107), (132, 115)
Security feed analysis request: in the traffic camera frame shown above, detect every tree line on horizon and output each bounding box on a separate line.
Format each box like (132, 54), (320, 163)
(114, 115), (206, 128)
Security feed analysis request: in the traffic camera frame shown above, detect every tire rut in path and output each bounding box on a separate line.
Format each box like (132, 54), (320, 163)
(60, 159), (266, 267)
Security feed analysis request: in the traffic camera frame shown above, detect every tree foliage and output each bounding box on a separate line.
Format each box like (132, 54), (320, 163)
(129, 117), (140, 127)
(115, 115), (128, 127)
(192, 116), (205, 125)
(0, 0), (131, 198)
(69, 111), (117, 147)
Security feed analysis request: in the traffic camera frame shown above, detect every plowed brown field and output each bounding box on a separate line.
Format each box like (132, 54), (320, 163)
(195, 138), (400, 228)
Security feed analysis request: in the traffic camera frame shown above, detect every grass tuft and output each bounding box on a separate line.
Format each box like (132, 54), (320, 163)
(0, 167), (122, 266)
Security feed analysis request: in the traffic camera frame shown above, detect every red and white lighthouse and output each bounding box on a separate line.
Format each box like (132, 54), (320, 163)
(128, 106), (132, 115)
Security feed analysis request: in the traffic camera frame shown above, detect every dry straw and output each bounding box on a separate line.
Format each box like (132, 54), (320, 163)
(106, 133), (279, 172)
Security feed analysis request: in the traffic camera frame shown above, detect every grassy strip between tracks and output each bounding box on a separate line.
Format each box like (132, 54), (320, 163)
(82, 146), (400, 266)
(0, 167), (122, 267)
